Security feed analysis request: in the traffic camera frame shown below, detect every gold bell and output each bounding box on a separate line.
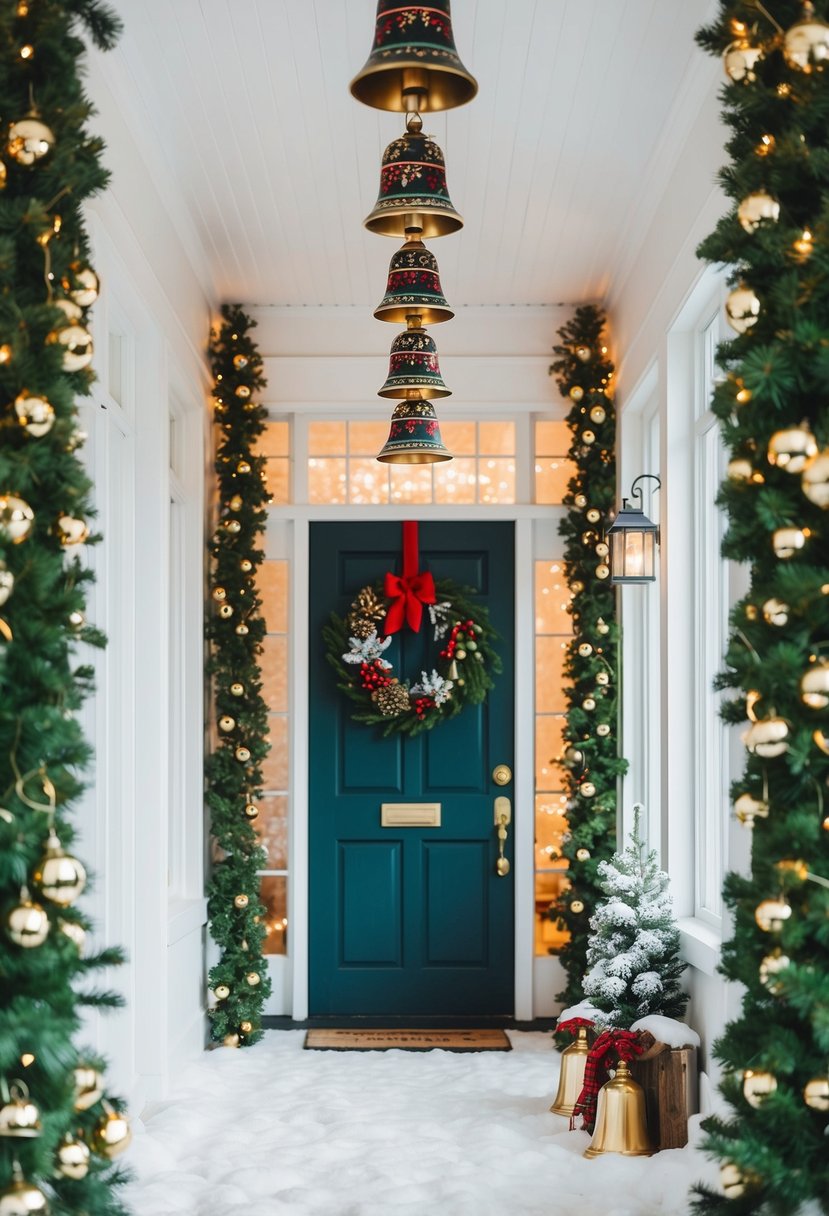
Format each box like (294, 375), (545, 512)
(550, 1026), (590, 1116)
(584, 1060), (654, 1158)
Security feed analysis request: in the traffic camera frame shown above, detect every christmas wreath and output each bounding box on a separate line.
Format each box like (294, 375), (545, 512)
(322, 525), (501, 737)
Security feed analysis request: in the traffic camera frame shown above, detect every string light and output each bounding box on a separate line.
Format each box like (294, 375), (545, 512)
(756, 134), (775, 156)
(794, 228), (813, 258)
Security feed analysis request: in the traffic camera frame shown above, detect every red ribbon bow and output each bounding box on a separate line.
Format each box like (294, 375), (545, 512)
(383, 521), (436, 634)
(571, 1029), (645, 1133)
(557, 1017), (594, 1038)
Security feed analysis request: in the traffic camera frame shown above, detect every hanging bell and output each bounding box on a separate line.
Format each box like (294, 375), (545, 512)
(374, 237), (454, 325)
(350, 0), (477, 113)
(376, 396), (452, 464)
(364, 115), (463, 238)
(584, 1061), (654, 1158)
(378, 322), (450, 399)
(550, 1027), (590, 1116)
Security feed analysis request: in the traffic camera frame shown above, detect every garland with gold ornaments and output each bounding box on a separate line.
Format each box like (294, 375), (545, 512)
(548, 306), (628, 1015)
(206, 305), (273, 1047)
(0, 2), (132, 1211)
(692, 5), (829, 1211)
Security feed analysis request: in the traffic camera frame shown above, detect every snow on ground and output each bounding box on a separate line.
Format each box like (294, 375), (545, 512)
(124, 1030), (720, 1216)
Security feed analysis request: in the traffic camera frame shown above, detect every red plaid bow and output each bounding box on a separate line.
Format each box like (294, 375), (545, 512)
(571, 1029), (645, 1133)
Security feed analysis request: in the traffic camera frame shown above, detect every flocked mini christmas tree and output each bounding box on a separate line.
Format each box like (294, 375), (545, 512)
(692, 3), (829, 1211)
(206, 305), (273, 1047)
(0, 1), (131, 1212)
(548, 306), (628, 1010)
(583, 807), (687, 1030)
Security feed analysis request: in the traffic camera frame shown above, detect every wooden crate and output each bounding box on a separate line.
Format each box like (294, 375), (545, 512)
(631, 1044), (698, 1150)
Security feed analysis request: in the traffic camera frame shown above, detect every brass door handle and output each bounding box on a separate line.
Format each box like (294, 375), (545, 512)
(494, 795), (511, 876)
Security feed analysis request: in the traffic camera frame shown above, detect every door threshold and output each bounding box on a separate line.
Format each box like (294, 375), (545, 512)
(263, 1015), (558, 1032)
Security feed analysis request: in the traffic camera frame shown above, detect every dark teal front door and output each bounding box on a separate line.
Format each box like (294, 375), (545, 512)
(309, 521), (515, 1017)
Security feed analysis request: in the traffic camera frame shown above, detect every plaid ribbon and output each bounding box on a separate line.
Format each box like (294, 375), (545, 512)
(570, 1029), (645, 1133)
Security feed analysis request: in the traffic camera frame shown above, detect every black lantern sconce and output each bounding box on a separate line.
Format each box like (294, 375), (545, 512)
(606, 475), (661, 584)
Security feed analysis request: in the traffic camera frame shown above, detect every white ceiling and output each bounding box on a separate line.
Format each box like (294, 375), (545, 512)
(103, 0), (719, 309)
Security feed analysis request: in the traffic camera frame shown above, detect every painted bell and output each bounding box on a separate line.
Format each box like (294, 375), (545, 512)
(378, 325), (450, 399)
(350, 0), (478, 113)
(364, 116), (463, 238)
(375, 238), (453, 325)
(376, 396), (452, 464)
(550, 1027), (590, 1117)
(584, 1061), (654, 1159)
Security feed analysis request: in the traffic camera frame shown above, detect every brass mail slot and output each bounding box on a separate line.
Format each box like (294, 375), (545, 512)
(381, 803), (442, 828)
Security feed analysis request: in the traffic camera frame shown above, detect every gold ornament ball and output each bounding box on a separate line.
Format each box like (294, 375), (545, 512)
(569, 386), (584, 402)
(596, 617), (609, 635)
(224, 518), (241, 534)
(50, 323), (94, 372)
(772, 528), (806, 559)
(784, 11), (829, 71)
(575, 847), (591, 861)
(571, 580), (584, 594)
(218, 715), (236, 732)
(7, 115), (55, 165)
(0, 561), (13, 607)
(212, 586), (227, 602)
(5, 897), (49, 948)
(34, 831), (87, 906)
(589, 405), (606, 425)
(73, 1066), (104, 1111)
(244, 803), (259, 820)
(218, 604), (234, 619)
(14, 392), (55, 438)
(235, 384), (251, 400)
(54, 298), (83, 323)
(230, 682), (244, 696)
(92, 1108), (132, 1158)
(595, 542), (609, 558)
(767, 426), (817, 473)
(737, 191), (780, 233)
(60, 919), (86, 951)
(574, 494), (588, 508)
(64, 264), (100, 308)
(564, 746), (584, 767)
(762, 598), (789, 627)
(570, 900), (585, 914)
(802, 450), (829, 507)
(235, 623), (249, 636)
(759, 949), (790, 993)
(575, 345), (591, 362)
(595, 563), (610, 580)
(246, 971), (260, 987)
(56, 1135), (90, 1179)
(214, 984), (230, 1000)
(582, 430), (596, 445)
(235, 746), (251, 763)
(803, 1076), (829, 1111)
(734, 793), (769, 828)
(56, 515), (90, 546)
(234, 893), (249, 909)
(229, 494), (243, 511)
(595, 671), (609, 687)
(240, 1020), (253, 1034)
(596, 723), (611, 737)
(727, 457), (753, 482)
(0, 1086), (40, 1137)
(233, 354), (249, 370)
(0, 1174), (48, 1215)
(578, 643), (593, 657)
(720, 1162), (749, 1199)
(586, 508), (601, 523)
(742, 1069), (777, 1108)
(240, 558), (253, 573)
(801, 660), (829, 708)
(583, 696), (596, 711)
(237, 460), (251, 474)
(0, 494), (34, 544)
(755, 897), (792, 933)
(725, 285), (760, 334)
(743, 717), (789, 758)
(723, 39), (763, 82)
(224, 1034), (240, 1048)
(581, 782), (597, 798)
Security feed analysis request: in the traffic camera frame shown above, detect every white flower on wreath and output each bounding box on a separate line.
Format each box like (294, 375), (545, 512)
(428, 601), (453, 640)
(411, 669), (454, 705)
(342, 630), (393, 669)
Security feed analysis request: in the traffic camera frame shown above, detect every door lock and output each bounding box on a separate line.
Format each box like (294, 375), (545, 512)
(494, 795), (511, 877)
(492, 764), (512, 786)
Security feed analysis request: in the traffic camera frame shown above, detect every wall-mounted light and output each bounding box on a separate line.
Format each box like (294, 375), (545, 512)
(606, 475), (661, 584)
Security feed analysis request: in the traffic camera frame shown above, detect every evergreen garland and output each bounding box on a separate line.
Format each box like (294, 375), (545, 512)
(0, 1), (131, 1212)
(206, 305), (273, 1047)
(548, 305), (628, 1011)
(692, 5), (829, 1212)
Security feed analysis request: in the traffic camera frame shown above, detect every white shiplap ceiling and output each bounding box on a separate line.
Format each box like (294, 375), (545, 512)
(101, 0), (719, 308)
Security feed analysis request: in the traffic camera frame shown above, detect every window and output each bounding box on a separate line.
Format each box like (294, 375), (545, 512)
(255, 420), (290, 504)
(257, 558), (290, 954)
(535, 420), (576, 504)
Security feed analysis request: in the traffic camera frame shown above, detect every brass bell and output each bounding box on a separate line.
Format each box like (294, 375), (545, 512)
(378, 323), (450, 400)
(584, 1060), (654, 1158)
(376, 396), (452, 465)
(364, 115), (463, 239)
(350, 0), (477, 113)
(550, 1027), (590, 1116)
(374, 236), (454, 326)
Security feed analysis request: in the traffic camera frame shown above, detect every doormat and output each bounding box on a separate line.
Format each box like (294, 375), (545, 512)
(303, 1029), (512, 1052)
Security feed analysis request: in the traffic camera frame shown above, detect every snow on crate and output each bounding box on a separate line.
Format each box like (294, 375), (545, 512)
(631, 1015), (700, 1051)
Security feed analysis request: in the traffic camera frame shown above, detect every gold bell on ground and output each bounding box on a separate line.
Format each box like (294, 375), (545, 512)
(584, 1060), (654, 1158)
(550, 1026), (590, 1116)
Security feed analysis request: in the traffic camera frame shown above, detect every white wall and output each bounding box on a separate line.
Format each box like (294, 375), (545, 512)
(74, 44), (213, 1109)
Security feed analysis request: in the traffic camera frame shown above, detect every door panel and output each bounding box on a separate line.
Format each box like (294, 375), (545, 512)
(309, 520), (514, 1017)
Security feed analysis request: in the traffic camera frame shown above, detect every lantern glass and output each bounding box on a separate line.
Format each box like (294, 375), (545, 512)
(607, 497), (659, 584)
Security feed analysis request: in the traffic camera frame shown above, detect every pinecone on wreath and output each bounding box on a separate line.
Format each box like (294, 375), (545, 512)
(348, 615), (378, 640)
(373, 681), (411, 717)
